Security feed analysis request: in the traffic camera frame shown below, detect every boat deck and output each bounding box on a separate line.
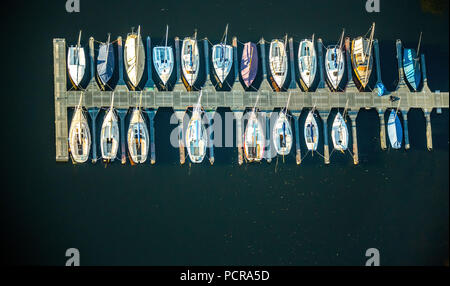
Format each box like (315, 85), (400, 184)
(53, 36), (449, 164)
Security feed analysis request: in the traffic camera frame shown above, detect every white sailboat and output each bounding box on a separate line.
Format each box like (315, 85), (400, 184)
(127, 91), (149, 164)
(185, 90), (208, 163)
(153, 25), (174, 87)
(387, 109), (403, 149)
(331, 112), (348, 151)
(325, 29), (345, 91)
(244, 96), (265, 162)
(181, 31), (200, 88)
(304, 110), (319, 151)
(273, 94), (293, 156)
(124, 25), (145, 89)
(269, 36), (288, 90)
(100, 92), (119, 162)
(212, 24), (233, 84)
(69, 92), (91, 163)
(298, 35), (317, 90)
(67, 30), (86, 89)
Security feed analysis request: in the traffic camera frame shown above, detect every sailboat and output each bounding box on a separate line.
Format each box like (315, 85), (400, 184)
(127, 91), (149, 163)
(97, 34), (115, 90)
(403, 32), (422, 91)
(325, 29), (345, 91)
(273, 95), (293, 156)
(67, 30), (86, 89)
(298, 35), (317, 91)
(153, 25), (174, 87)
(124, 25), (145, 90)
(304, 110), (319, 151)
(185, 91), (208, 163)
(240, 42), (258, 88)
(69, 92), (91, 163)
(331, 112), (348, 151)
(351, 23), (375, 89)
(100, 92), (119, 162)
(181, 31), (200, 89)
(269, 36), (288, 90)
(387, 109), (403, 149)
(212, 24), (233, 86)
(244, 96), (265, 162)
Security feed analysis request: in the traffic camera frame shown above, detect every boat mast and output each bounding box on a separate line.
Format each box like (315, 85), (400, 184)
(364, 22), (375, 87)
(76, 30), (82, 87)
(104, 33), (111, 81)
(135, 25), (141, 87)
(335, 28), (345, 88)
(308, 33), (315, 85)
(109, 91), (115, 140)
(164, 25), (169, 64)
(416, 31), (423, 59)
(221, 24), (229, 78)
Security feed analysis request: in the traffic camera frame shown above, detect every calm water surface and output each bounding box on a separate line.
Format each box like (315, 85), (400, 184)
(2, 0), (448, 265)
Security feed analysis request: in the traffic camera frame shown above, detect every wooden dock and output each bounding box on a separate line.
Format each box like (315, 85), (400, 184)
(53, 35), (449, 164)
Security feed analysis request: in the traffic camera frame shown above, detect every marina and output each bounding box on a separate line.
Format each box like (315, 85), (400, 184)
(54, 31), (449, 166)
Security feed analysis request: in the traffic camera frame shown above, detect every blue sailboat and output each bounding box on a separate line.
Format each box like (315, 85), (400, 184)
(97, 34), (115, 90)
(403, 32), (422, 91)
(387, 109), (403, 149)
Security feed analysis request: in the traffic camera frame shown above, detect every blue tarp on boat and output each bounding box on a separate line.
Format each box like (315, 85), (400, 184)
(97, 43), (114, 87)
(376, 82), (387, 96)
(403, 48), (421, 91)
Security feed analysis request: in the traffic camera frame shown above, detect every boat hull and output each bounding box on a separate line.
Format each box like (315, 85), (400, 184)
(69, 107), (91, 163)
(325, 46), (345, 91)
(181, 38), (200, 90)
(331, 112), (348, 151)
(272, 112), (293, 155)
(298, 39), (317, 90)
(244, 112), (265, 162)
(212, 44), (233, 86)
(185, 111), (207, 163)
(100, 108), (119, 161)
(387, 109), (403, 149)
(97, 42), (115, 90)
(403, 48), (421, 91)
(269, 40), (288, 91)
(153, 46), (174, 87)
(351, 37), (373, 89)
(304, 111), (319, 151)
(124, 33), (145, 89)
(127, 109), (149, 163)
(240, 42), (258, 88)
(67, 46), (86, 89)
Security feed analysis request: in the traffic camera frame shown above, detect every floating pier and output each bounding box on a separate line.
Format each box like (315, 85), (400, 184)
(53, 33), (448, 164)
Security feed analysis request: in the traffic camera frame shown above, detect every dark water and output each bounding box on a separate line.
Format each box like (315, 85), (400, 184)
(2, 0), (448, 265)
